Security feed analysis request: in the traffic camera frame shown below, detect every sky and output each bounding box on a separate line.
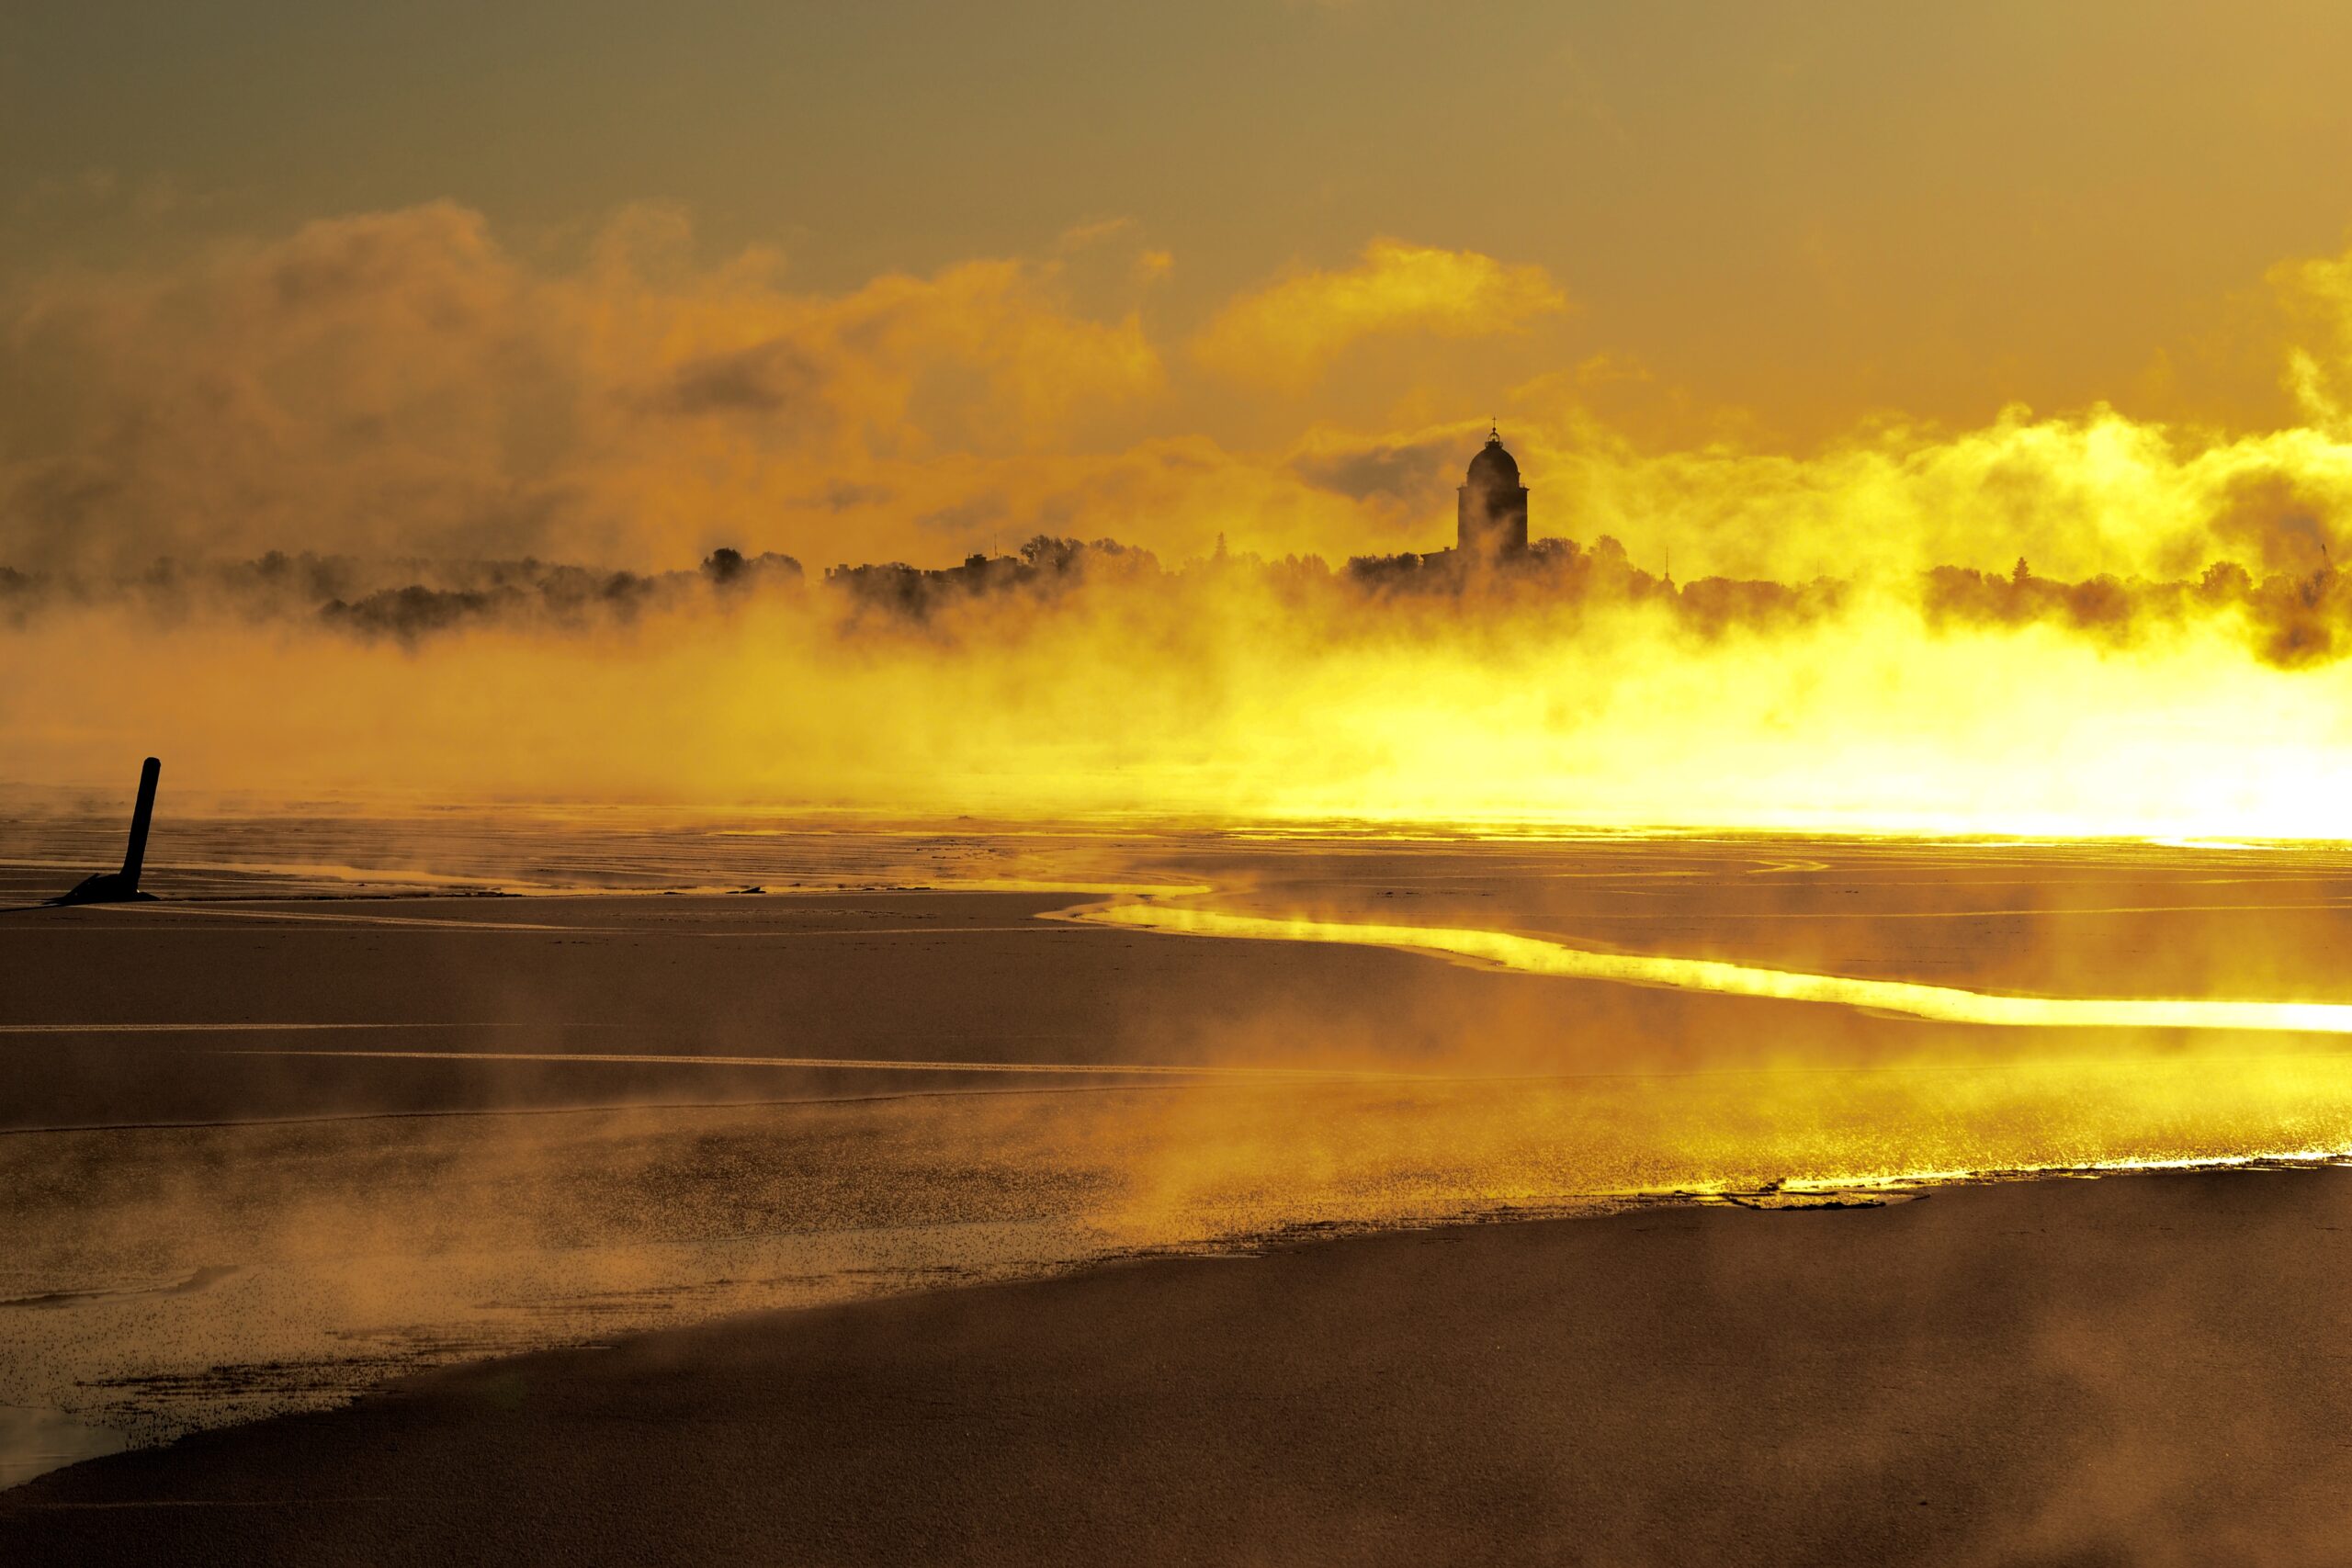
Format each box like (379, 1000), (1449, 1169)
(10, 2), (2352, 573)
(14, 3), (2352, 828)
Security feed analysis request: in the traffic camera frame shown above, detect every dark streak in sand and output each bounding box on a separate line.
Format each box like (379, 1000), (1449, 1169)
(0, 1267), (241, 1312)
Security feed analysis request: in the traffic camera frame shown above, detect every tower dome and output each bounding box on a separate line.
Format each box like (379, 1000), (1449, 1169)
(1466, 433), (1521, 490)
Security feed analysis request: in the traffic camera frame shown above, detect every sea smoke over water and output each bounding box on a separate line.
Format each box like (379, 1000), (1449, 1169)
(6, 545), (2352, 837)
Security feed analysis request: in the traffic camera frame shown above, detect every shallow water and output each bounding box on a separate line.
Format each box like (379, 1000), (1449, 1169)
(6, 813), (2352, 1483)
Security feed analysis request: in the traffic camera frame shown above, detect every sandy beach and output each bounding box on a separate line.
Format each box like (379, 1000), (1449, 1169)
(8, 1164), (2351, 1565)
(8, 818), (2352, 1561)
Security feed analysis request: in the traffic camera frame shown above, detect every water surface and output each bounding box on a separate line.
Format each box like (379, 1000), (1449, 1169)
(7, 812), (2352, 1483)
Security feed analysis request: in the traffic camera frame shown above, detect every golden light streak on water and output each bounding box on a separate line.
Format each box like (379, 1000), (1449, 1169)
(1075, 902), (2352, 1033)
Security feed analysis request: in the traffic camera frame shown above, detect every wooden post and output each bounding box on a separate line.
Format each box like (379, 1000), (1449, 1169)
(120, 756), (160, 891)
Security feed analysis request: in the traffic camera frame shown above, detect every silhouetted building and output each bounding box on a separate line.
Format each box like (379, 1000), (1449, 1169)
(1346, 426), (1541, 584)
(1458, 427), (1530, 558)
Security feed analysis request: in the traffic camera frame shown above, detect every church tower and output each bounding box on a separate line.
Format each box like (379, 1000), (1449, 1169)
(1457, 427), (1529, 558)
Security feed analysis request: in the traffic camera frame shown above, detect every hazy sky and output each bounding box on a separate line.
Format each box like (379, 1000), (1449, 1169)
(9, 1), (2352, 571)
(18, 4), (2352, 827)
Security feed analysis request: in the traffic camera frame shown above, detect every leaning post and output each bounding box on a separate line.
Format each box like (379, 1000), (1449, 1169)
(120, 756), (161, 892)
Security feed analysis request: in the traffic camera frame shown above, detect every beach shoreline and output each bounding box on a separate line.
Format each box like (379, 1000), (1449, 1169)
(11, 829), (2352, 1559)
(9, 1162), (2352, 1565)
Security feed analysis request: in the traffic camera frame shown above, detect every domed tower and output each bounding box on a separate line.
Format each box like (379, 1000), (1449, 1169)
(1457, 427), (1530, 558)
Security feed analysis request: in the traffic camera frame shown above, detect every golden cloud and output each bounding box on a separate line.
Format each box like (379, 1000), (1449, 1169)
(12, 205), (2352, 597)
(1191, 240), (1570, 390)
(0, 203), (1168, 573)
(16, 210), (2352, 835)
(2268, 246), (2352, 434)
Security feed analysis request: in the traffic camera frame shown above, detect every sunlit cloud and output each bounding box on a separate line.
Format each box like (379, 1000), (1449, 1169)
(15, 205), (2352, 591)
(2269, 245), (2352, 434)
(1191, 239), (1570, 391)
(0, 203), (1168, 573)
(16, 209), (2352, 834)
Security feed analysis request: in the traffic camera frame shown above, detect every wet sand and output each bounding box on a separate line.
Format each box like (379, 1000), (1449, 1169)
(11, 816), (2352, 1551)
(8, 1165), (2352, 1566)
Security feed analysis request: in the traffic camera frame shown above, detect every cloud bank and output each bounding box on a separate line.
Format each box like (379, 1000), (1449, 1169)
(9, 202), (2352, 592)
(11, 207), (2352, 833)
(1192, 239), (1570, 391)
